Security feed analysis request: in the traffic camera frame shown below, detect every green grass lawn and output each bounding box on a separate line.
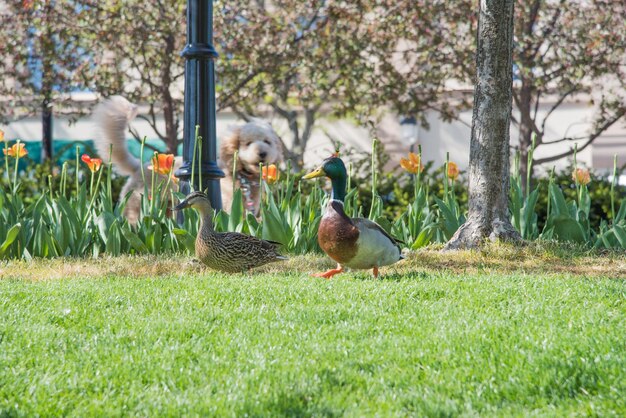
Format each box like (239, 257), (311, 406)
(1, 247), (625, 416)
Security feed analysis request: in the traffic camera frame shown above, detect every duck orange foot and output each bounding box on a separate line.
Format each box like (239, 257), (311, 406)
(312, 264), (343, 279)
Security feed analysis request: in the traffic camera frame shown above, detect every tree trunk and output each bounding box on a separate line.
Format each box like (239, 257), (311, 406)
(446, 0), (521, 250)
(274, 104), (304, 170)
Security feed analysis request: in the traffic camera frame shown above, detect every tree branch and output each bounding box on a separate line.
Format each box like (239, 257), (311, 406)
(130, 133), (160, 154)
(540, 86), (578, 134)
(540, 135), (586, 145)
(300, 107), (317, 152)
(217, 70), (262, 112)
(530, 3), (563, 61)
(136, 111), (165, 141)
(512, 86), (542, 137)
(534, 110), (626, 165)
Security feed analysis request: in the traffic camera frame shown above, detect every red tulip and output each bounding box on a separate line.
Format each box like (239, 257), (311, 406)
(81, 154), (103, 173)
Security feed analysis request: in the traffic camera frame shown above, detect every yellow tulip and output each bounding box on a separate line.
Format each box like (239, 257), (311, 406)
(400, 152), (423, 174)
(262, 164), (280, 184)
(3, 143), (28, 158)
(572, 168), (590, 185)
(447, 161), (460, 180)
(150, 153), (175, 175)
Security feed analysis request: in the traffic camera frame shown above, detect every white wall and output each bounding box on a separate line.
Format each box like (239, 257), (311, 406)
(2, 98), (624, 176)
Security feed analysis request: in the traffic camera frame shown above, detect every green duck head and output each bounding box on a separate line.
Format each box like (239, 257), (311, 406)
(303, 156), (347, 202)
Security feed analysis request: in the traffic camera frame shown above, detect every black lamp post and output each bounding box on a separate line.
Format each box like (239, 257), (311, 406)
(175, 0), (224, 209)
(41, 98), (53, 162)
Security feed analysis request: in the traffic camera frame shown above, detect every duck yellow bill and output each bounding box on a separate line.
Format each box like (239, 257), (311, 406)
(302, 167), (326, 179)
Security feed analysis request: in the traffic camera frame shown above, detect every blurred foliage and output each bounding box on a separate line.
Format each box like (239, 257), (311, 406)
(534, 166), (626, 231)
(0, 158), (128, 206)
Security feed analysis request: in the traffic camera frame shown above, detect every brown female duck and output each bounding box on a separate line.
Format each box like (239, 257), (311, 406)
(175, 192), (287, 272)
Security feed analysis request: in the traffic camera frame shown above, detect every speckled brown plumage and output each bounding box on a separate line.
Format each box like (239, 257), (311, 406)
(175, 192), (287, 273)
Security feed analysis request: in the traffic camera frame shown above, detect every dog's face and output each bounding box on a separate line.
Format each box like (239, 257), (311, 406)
(224, 121), (283, 175)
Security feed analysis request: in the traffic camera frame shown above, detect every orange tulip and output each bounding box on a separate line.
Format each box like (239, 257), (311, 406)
(400, 152), (423, 174)
(0, 129), (5, 142)
(3, 143), (28, 158)
(262, 164), (280, 184)
(150, 153), (175, 175)
(447, 161), (460, 180)
(572, 168), (590, 185)
(81, 154), (103, 173)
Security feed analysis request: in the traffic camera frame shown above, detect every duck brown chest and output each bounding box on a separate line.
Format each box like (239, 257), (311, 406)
(318, 201), (359, 264)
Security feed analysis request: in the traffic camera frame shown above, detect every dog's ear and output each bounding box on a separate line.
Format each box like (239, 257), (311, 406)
(220, 127), (241, 171)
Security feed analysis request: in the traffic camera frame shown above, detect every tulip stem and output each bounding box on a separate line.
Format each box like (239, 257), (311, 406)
(150, 152), (157, 215)
(90, 170), (94, 198)
(60, 161), (68, 197)
(198, 137), (203, 192)
(84, 165), (105, 225)
(191, 126), (199, 193)
(75, 146), (79, 197)
(610, 154), (617, 224)
(48, 174), (54, 201)
(3, 141), (9, 187)
(106, 144), (113, 208)
(12, 148), (19, 195)
(259, 163), (263, 205)
(232, 150), (238, 197)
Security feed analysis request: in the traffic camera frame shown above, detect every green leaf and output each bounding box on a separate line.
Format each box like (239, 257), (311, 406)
(152, 223), (162, 254)
(261, 201), (291, 246)
(96, 212), (116, 245)
(549, 183), (571, 218)
(615, 199), (626, 223)
(412, 227), (434, 249)
(105, 220), (121, 256)
(0, 223), (22, 258)
(214, 210), (229, 232)
(552, 216), (586, 244)
(612, 224), (626, 249)
(434, 196), (461, 239)
(121, 226), (149, 254)
(228, 189), (244, 232)
(521, 188), (539, 240)
(246, 213), (260, 237)
(172, 228), (195, 253)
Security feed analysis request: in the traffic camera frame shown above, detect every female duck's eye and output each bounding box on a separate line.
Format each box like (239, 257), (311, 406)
(263, 140), (271, 145)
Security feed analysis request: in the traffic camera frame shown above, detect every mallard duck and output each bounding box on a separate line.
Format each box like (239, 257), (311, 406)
(174, 191), (287, 272)
(303, 156), (403, 279)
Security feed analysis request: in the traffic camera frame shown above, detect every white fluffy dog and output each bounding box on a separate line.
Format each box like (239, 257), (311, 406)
(219, 120), (283, 214)
(92, 96), (282, 223)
